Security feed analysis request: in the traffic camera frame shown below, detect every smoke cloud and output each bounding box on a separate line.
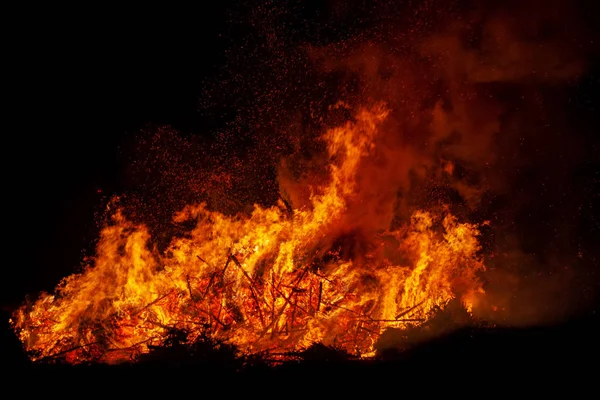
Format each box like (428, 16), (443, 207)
(121, 0), (597, 327)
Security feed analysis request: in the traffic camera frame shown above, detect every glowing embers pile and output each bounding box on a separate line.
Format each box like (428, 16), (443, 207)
(11, 105), (485, 364)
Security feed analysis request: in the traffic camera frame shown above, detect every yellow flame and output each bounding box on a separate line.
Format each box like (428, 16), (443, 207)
(12, 103), (486, 363)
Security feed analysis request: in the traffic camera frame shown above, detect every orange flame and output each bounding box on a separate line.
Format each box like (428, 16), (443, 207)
(11, 104), (486, 363)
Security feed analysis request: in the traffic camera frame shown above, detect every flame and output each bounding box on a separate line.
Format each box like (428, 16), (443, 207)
(11, 104), (486, 363)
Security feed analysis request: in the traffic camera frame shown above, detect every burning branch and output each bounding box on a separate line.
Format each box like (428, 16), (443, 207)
(363, 318), (425, 323)
(202, 272), (217, 300)
(185, 275), (198, 302)
(229, 255), (265, 328)
(317, 281), (323, 313)
(38, 341), (102, 363)
(395, 301), (425, 320)
(196, 255), (211, 267)
(132, 290), (175, 317)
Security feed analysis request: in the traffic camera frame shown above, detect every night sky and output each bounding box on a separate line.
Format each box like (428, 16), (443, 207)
(4, 0), (600, 320)
(5, 5), (231, 306)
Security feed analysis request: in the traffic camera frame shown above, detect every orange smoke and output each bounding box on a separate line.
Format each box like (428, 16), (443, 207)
(11, 104), (486, 363)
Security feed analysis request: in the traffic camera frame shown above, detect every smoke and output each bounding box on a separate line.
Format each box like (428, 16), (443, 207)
(120, 0), (597, 327)
(272, 0), (596, 325)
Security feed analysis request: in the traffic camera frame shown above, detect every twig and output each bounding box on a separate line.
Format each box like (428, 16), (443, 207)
(229, 255), (255, 286)
(208, 309), (226, 328)
(395, 300), (425, 320)
(325, 300), (361, 316)
(202, 272), (216, 300)
(317, 281), (323, 313)
(271, 283), (309, 315)
(40, 341), (101, 361)
(359, 325), (380, 335)
(172, 319), (211, 326)
(105, 337), (156, 353)
(271, 273), (276, 339)
(196, 255), (212, 268)
(290, 295), (297, 328)
(363, 318), (425, 322)
(268, 278), (311, 327)
(216, 299), (223, 327)
(186, 275), (198, 302)
(132, 291), (175, 316)
(308, 284), (313, 314)
(256, 285), (297, 342)
(229, 255), (265, 328)
(293, 266), (310, 287)
(354, 321), (362, 343)
(311, 271), (333, 283)
(220, 256), (232, 277)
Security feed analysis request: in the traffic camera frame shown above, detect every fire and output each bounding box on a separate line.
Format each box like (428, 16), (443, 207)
(11, 104), (486, 364)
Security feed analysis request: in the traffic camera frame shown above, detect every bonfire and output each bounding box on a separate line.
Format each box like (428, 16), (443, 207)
(11, 104), (486, 364)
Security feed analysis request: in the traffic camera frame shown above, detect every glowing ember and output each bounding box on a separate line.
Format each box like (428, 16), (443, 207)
(11, 104), (486, 363)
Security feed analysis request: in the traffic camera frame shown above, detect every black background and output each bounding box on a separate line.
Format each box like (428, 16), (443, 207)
(5, 5), (234, 307)
(4, 0), (599, 316)
(1, 2), (599, 379)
